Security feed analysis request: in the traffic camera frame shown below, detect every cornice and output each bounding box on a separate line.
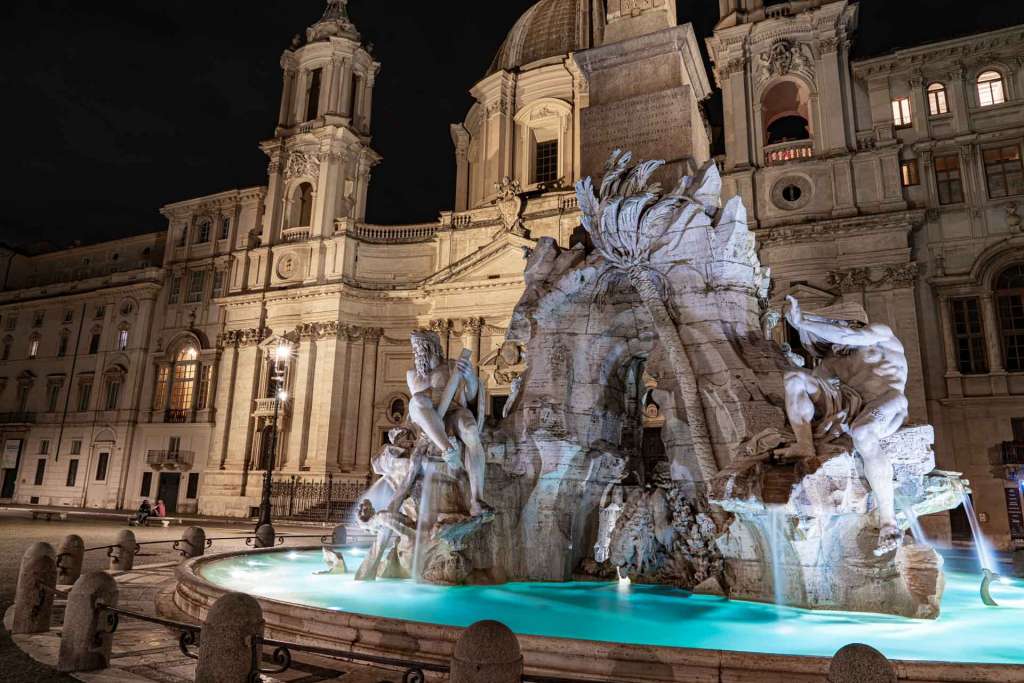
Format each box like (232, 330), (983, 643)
(757, 209), (926, 246)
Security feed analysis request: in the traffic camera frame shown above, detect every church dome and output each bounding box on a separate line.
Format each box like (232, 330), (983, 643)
(487, 0), (604, 76)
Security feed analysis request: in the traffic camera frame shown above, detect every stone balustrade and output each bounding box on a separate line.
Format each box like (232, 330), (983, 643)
(764, 139), (814, 165)
(346, 222), (439, 243)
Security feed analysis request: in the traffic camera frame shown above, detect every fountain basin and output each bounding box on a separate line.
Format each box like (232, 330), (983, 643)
(169, 547), (1024, 682)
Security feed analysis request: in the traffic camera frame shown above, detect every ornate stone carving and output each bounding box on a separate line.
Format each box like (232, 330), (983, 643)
(756, 40), (814, 86)
(828, 267), (872, 293)
(284, 151), (321, 182)
(462, 317), (484, 334)
(429, 318), (453, 334)
(828, 263), (920, 292)
(493, 177), (527, 237)
(219, 327), (270, 349)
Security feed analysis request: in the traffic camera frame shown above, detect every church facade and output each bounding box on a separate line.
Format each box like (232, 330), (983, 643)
(0, 0), (1021, 550)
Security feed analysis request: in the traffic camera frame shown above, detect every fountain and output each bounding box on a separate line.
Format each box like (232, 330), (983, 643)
(169, 153), (1022, 681)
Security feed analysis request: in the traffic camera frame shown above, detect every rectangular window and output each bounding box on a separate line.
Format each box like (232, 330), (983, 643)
(88, 333), (100, 355)
(901, 159), (920, 187)
(349, 73), (362, 117)
(220, 218), (230, 240)
(185, 271), (205, 304)
(57, 333), (68, 357)
(169, 436), (181, 453)
(140, 471), (153, 497)
(63, 310), (73, 324)
(197, 365), (213, 410)
(170, 362), (196, 411)
(33, 459), (45, 486)
(1013, 417), (1024, 442)
(934, 154), (964, 205)
(168, 276), (182, 304)
(16, 385), (30, 412)
(70, 439), (82, 455)
(104, 380), (120, 410)
(928, 85), (949, 116)
(28, 339), (39, 359)
(153, 366), (170, 411)
(983, 144), (1024, 199)
(77, 381), (92, 411)
(534, 139), (559, 184)
(307, 68), (323, 121)
(46, 384), (61, 412)
(951, 298), (988, 375)
(117, 329), (129, 351)
(186, 472), (200, 499)
(212, 270), (226, 298)
(196, 221), (210, 244)
(891, 97), (912, 128)
(65, 459), (78, 487)
(95, 452), (109, 481)
(5, 315), (16, 331)
(999, 289), (1024, 372)
(39, 439), (50, 455)
(94, 305), (105, 320)
(32, 311), (44, 328)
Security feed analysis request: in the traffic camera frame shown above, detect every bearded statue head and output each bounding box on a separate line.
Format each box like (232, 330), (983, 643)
(410, 329), (444, 375)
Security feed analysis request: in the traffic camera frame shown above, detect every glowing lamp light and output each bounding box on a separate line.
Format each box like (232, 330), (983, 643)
(275, 344), (291, 362)
(278, 390), (289, 402)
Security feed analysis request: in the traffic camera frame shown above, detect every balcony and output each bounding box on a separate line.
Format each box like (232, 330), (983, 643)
(164, 409), (192, 424)
(147, 450), (195, 471)
(0, 412), (35, 425)
(1001, 442), (1024, 465)
(253, 397), (287, 418)
(282, 226), (311, 242)
(765, 139), (814, 166)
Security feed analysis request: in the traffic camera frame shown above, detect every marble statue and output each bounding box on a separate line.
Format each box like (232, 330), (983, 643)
(407, 329), (491, 516)
(780, 295), (909, 555)
(314, 547), (347, 575)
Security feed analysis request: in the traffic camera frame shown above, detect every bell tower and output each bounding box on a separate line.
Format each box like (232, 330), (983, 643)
(259, 0), (381, 248)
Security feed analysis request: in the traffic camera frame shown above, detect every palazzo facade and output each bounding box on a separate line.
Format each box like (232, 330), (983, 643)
(0, 0), (1021, 550)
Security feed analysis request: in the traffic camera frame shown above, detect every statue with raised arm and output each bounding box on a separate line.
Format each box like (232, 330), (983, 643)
(407, 329), (492, 516)
(781, 295), (909, 556)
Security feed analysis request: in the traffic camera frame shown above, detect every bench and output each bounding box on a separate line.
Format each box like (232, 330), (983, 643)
(127, 515), (185, 528)
(31, 510), (68, 521)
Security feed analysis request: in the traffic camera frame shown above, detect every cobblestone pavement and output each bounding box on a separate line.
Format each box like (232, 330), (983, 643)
(1, 512), (407, 682)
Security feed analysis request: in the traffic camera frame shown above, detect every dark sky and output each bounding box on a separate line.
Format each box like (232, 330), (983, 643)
(1, 1), (1021, 250)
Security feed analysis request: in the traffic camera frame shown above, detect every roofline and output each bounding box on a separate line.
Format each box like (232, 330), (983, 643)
(852, 22), (1024, 70)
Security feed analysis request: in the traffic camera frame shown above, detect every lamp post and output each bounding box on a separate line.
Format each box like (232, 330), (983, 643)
(256, 343), (291, 530)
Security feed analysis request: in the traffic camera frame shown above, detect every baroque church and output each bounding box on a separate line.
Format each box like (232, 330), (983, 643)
(0, 0), (1022, 551)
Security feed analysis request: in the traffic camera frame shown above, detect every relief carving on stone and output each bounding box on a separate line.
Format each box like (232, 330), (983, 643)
(756, 39), (814, 86)
(493, 177), (527, 237)
(828, 263), (920, 292)
(284, 151), (321, 182)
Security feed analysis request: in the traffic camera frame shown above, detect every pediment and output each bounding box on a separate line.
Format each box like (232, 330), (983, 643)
(770, 282), (837, 308)
(423, 233), (535, 287)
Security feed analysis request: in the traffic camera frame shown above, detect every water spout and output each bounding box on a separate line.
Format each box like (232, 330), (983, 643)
(766, 507), (787, 607)
(957, 485), (1002, 607)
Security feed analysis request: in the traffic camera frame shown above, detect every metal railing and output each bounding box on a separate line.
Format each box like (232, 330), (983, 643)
(253, 636), (436, 683)
(764, 139), (814, 166)
(270, 474), (368, 523)
(163, 409), (191, 424)
(1002, 441), (1024, 465)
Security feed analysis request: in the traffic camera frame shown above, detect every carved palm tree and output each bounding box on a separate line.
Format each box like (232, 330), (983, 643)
(576, 151), (719, 482)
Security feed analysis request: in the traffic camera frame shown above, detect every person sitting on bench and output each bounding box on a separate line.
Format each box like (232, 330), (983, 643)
(154, 499), (167, 519)
(131, 499), (152, 526)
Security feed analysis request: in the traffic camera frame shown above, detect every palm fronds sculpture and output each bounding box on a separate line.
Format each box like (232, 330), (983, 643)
(575, 150), (719, 482)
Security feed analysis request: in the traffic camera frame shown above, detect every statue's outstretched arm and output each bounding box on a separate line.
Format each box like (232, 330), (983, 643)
(797, 320), (893, 347)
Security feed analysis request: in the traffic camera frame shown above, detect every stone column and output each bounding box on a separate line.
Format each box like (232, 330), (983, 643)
(288, 324), (319, 470)
(462, 318), (483, 367)
(195, 593), (263, 683)
(213, 335), (239, 470)
(277, 67), (296, 128)
(321, 59), (336, 117)
(338, 326), (365, 471)
(431, 319), (453, 357)
(57, 534), (85, 585)
(980, 294), (1009, 395)
(12, 542), (56, 635)
(57, 572), (118, 673)
(451, 125), (470, 212)
(355, 328), (382, 471)
(947, 63), (970, 135)
(936, 294), (963, 396)
(310, 325), (340, 473)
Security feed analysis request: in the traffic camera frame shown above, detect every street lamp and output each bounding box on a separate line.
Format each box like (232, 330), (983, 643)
(256, 343), (291, 530)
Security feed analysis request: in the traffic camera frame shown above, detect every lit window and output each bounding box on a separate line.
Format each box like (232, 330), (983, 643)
(977, 71), (1006, 107)
(197, 365), (213, 410)
(996, 263), (1024, 372)
(983, 145), (1023, 199)
(28, 339), (39, 359)
(153, 366), (170, 411)
(891, 97), (912, 128)
(900, 159), (920, 187)
(117, 328), (129, 351)
(534, 139), (559, 184)
(927, 83), (948, 116)
(934, 154), (964, 205)
(950, 298), (988, 375)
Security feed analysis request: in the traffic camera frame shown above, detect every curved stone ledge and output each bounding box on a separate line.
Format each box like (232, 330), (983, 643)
(169, 547), (1022, 683)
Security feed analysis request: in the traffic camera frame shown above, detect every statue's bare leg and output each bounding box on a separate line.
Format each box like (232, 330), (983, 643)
(852, 393), (908, 555)
(409, 394), (455, 453)
(779, 370), (819, 459)
(454, 410), (492, 516)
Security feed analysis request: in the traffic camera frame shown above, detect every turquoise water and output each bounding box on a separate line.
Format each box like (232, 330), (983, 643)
(198, 548), (1024, 664)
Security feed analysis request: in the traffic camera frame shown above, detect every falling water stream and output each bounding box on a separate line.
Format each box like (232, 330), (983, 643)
(959, 490), (997, 573)
(766, 507), (787, 606)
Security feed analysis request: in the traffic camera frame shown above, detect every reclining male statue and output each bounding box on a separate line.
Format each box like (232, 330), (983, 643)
(780, 296), (909, 556)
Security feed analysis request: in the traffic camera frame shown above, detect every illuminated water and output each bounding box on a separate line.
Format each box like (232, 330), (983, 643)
(200, 548), (1024, 664)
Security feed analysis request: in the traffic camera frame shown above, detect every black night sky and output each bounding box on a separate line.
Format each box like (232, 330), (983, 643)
(1, 0), (1022, 250)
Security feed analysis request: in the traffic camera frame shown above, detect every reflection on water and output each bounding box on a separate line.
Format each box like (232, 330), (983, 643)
(198, 548), (1024, 664)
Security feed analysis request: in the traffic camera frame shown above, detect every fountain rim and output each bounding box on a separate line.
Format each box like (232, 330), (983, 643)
(167, 545), (1020, 683)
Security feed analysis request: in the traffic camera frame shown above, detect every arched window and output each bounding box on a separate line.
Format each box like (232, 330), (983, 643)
(154, 345), (202, 422)
(762, 80), (813, 165)
(977, 70), (1006, 107)
(292, 183), (314, 227)
(996, 263), (1024, 371)
(927, 82), (948, 116)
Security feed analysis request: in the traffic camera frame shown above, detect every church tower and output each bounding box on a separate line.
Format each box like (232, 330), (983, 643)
(259, 0), (381, 251)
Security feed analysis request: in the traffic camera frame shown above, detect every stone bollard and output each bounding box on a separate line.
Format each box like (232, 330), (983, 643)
(332, 524), (347, 546)
(828, 643), (896, 683)
(196, 592), (264, 683)
(108, 529), (138, 571)
(12, 542), (57, 635)
(254, 523), (276, 549)
(58, 572), (118, 673)
(450, 620), (523, 683)
(57, 534), (85, 585)
(180, 527), (207, 559)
